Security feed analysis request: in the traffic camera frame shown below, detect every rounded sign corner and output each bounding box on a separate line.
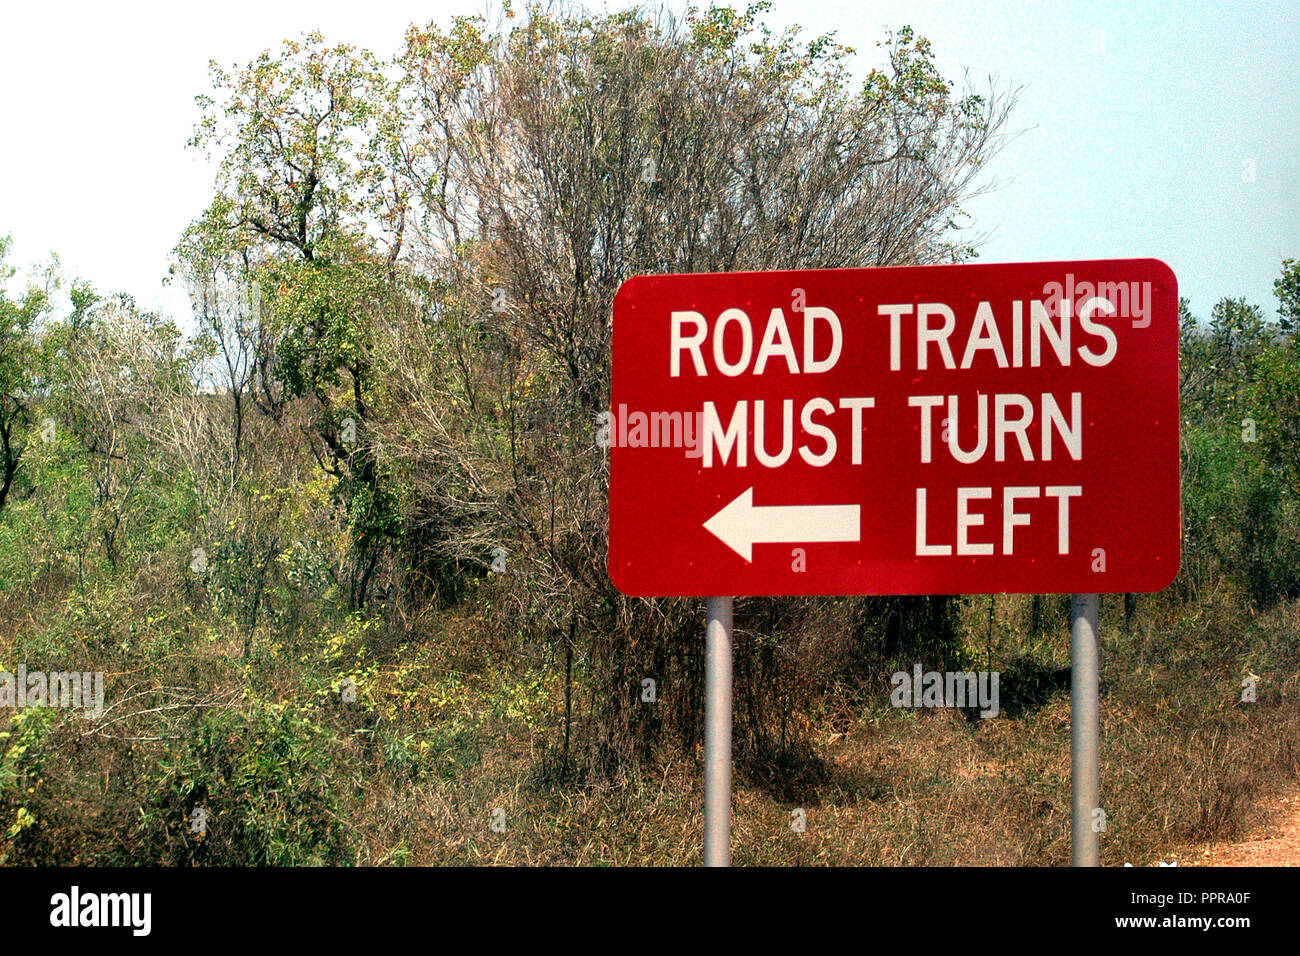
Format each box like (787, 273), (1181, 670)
(1145, 549), (1182, 594)
(1140, 257), (1178, 290)
(613, 274), (651, 310)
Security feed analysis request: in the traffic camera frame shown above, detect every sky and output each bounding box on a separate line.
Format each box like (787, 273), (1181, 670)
(0, 0), (1296, 325)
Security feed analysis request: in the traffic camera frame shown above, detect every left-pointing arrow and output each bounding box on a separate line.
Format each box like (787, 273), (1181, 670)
(702, 487), (861, 563)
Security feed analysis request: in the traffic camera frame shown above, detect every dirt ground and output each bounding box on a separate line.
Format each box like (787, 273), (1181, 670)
(1188, 790), (1300, 867)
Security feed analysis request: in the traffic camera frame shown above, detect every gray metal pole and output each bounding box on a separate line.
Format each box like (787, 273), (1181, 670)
(1070, 592), (1100, 867)
(704, 596), (733, 867)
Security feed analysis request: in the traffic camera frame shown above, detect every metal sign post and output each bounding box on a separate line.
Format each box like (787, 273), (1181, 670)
(704, 596), (733, 866)
(1070, 592), (1100, 866)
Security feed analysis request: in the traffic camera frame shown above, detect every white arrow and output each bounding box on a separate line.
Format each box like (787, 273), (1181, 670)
(703, 487), (861, 562)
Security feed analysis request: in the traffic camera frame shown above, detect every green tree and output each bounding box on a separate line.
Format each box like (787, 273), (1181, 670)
(1248, 259), (1300, 497)
(186, 32), (411, 606)
(0, 235), (51, 513)
(1253, 338), (1300, 498)
(1274, 257), (1300, 333)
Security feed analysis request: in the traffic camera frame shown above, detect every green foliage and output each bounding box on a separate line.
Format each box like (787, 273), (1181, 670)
(0, 235), (53, 513)
(0, 708), (57, 860)
(0, 431), (97, 590)
(1253, 338), (1300, 496)
(1274, 257), (1300, 332)
(183, 32), (419, 606)
(189, 33), (395, 261)
(1179, 277), (1300, 604)
(1182, 423), (1300, 603)
(141, 704), (348, 866)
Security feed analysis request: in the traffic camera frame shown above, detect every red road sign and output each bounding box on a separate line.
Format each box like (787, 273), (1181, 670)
(608, 258), (1180, 597)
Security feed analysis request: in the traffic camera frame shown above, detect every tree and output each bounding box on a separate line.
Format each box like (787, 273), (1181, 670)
(187, 32), (411, 606)
(184, 1), (1017, 766)
(379, 2), (1015, 763)
(0, 235), (51, 513)
(1257, 259), (1300, 496)
(49, 294), (184, 567)
(1208, 296), (1272, 405)
(170, 248), (260, 475)
(1274, 257), (1300, 333)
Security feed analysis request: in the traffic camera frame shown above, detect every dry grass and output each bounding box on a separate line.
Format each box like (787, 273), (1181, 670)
(4, 578), (1297, 866)
(302, 592), (1300, 866)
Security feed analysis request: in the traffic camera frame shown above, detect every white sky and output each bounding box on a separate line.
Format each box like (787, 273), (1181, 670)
(1, 0), (1297, 324)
